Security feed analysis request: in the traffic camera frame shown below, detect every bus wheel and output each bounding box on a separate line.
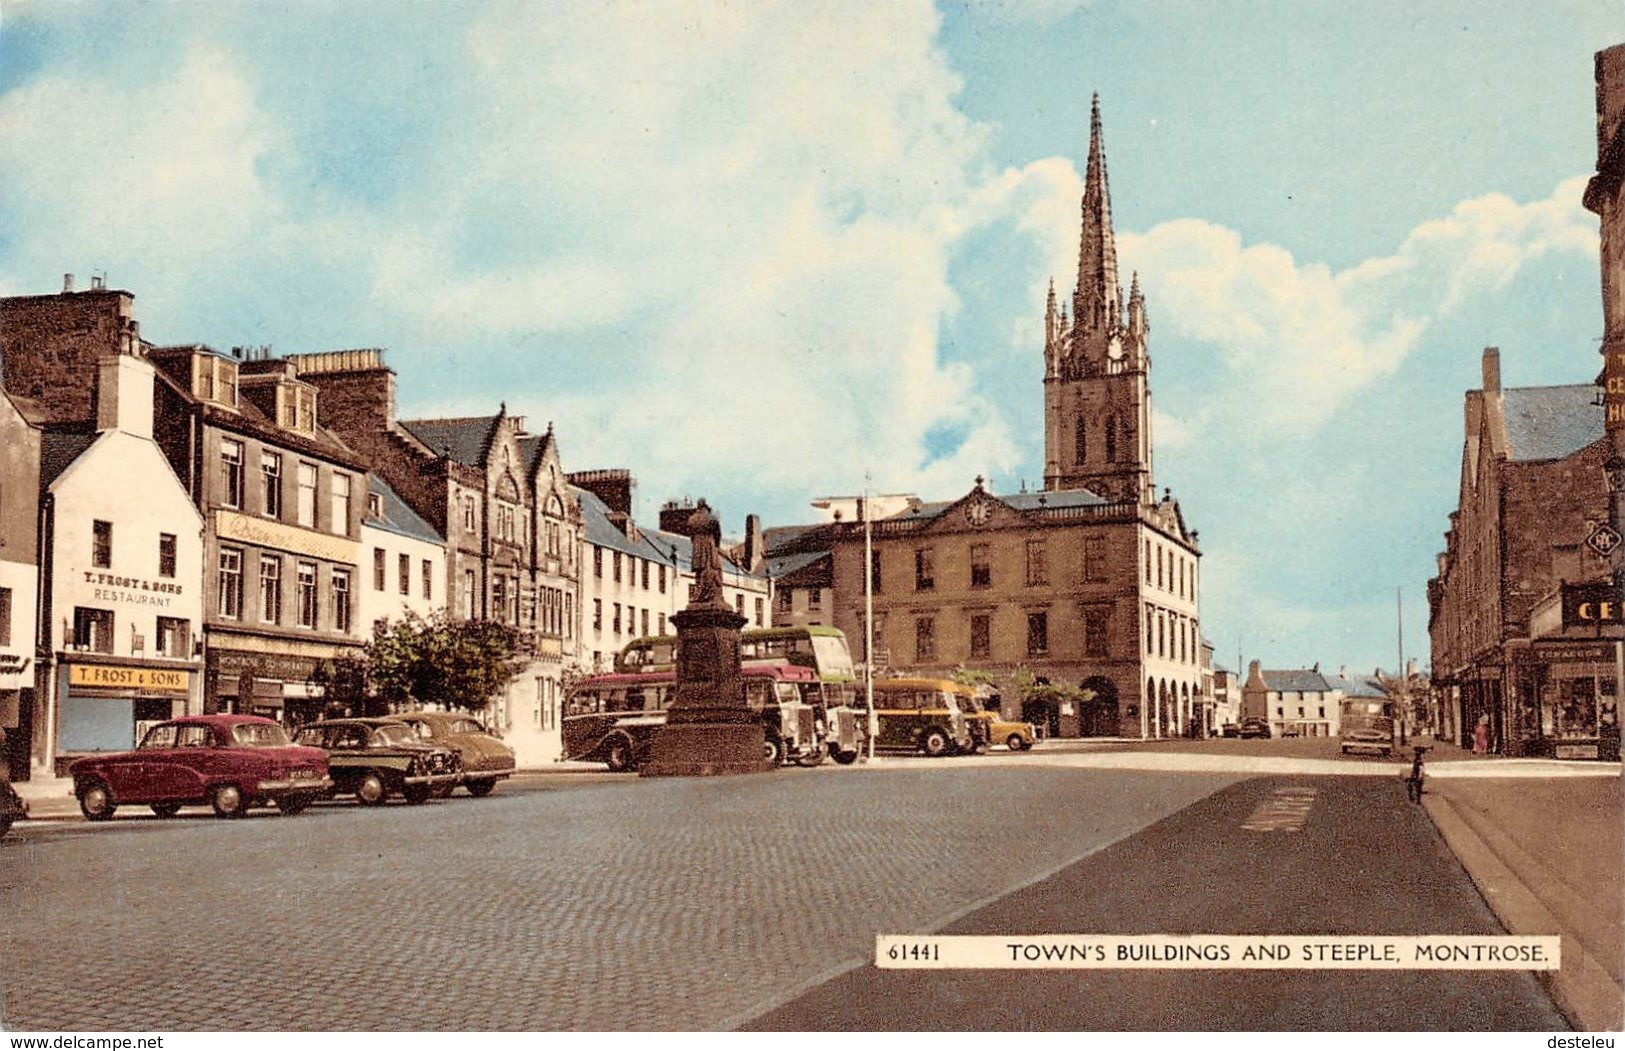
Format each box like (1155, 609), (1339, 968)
(831, 748), (858, 766)
(605, 736), (635, 773)
(921, 728), (951, 758)
(763, 736), (783, 765)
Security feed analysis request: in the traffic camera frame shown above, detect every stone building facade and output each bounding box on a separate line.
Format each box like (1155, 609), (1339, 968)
(289, 351), (584, 762)
(771, 98), (1203, 739)
(1427, 348), (1617, 757)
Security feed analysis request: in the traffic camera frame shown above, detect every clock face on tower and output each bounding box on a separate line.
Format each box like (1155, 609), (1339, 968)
(965, 500), (991, 527)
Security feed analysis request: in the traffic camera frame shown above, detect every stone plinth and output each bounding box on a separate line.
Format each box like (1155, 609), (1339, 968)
(640, 603), (769, 777)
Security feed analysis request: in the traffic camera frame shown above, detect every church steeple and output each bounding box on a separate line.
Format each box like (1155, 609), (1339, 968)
(1073, 93), (1123, 350)
(1044, 94), (1153, 505)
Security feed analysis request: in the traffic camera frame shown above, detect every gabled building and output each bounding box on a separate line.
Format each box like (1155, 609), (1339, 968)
(1427, 348), (1615, 756)
(1240, 663), (1340, 738)
(360, 475), (446, 629)
(289, 351), (584, 759)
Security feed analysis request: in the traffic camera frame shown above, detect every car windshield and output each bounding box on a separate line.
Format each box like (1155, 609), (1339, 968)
(372, 724), (417, 746)
(232, 723), (292, 747)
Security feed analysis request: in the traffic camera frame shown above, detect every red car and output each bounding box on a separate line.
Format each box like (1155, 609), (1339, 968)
(70, 715), (332, 821)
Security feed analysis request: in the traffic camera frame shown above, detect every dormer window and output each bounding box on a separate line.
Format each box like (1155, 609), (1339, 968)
(367, 493), (383, 518)
(278, 383), (317, 434)
(194, 355), (239, 409)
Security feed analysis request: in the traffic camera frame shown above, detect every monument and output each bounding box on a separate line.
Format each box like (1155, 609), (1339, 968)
(640, 500), (771, 776)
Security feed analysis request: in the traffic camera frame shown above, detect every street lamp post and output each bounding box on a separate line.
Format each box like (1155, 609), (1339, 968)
(863, 484), (876, 763)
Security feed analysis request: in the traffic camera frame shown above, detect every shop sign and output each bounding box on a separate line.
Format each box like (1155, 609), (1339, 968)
(1529, 641), (1617, 663)
(1606, 348), (1625, 431)
(1562, 583), (1624, 628)
(1555, 743), (1599, 760)
(211, 648), (325, 684)
(68, 663), (190, 693)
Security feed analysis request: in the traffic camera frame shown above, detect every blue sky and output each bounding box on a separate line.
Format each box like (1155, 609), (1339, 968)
(0, 1), (1617, 672)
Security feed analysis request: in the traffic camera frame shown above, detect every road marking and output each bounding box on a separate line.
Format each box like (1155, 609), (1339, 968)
(1241, 785), (1317, 832)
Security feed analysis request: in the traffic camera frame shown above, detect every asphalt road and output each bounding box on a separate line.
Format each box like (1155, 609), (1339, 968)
(745, 775), (1570, 1031)
(0, 765), (1238, 1031)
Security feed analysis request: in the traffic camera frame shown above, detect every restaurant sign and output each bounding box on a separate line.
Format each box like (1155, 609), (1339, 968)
(1561, 583), (1624, 629)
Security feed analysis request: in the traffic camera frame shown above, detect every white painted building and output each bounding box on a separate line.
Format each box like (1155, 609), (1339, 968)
(0, 390), (41, 777)
(40, 354), (205, 771)
(359, 475), (446, 631)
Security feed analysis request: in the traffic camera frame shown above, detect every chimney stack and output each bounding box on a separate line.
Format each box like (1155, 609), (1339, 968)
(1481, 346), (1501, 392)
(63, 273), (74, 293)
(743, 513), (764, 573)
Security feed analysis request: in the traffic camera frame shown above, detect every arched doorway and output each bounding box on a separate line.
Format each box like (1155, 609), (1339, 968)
(1079, 677), (1119, 737)
(1021, 697), (1059, 739)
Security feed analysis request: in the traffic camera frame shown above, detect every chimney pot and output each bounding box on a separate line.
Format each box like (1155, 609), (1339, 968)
(63, 273), (74, 293)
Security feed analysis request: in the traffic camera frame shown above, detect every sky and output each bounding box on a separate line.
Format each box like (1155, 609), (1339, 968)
(0, 1), (1617, 673)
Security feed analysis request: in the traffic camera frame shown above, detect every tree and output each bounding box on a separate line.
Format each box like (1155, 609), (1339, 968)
(366, 611), (529, 713)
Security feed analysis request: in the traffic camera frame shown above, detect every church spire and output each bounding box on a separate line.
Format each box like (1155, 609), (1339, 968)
(1073, 92), (1123, 345)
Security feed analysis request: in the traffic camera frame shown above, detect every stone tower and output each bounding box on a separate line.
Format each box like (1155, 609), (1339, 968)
(1043, 95), (1153, 505)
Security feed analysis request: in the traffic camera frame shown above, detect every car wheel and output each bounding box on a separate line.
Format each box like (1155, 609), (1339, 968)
(763, 736), (783, 765)
(275, 795), (310, 816)
(604, 736), (635, 773)
(79, 781), (116, 822)
(150, 802), (183, 818)
(1007, 733), (1027, 751)
(403, 783), (432, 805)
(355, 772), (388, 806)
(210, 784), (247, 819)
(921, 728), (951, 758)
(465, 779), (496, 798)
(432, 784), (454, 799)
(831, 748), (858, 766)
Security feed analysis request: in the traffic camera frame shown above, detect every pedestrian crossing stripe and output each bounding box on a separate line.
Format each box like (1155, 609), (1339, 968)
(1241, 786), (1317, 832)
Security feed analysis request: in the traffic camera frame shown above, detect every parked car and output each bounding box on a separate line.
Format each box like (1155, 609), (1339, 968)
(0, 779), (25, 839)
(70, 715), (331, 821)
(395, 711), (515, 797)
(294, 718), (461, 806)
(987, 714), (1038, 751)
(1237, 717), (1272, 740)
(1220, 723), (1240, 738)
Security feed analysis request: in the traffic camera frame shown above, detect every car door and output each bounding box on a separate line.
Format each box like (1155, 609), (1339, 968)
(147, 723), (211, 800)
(111, 723), (176, 801)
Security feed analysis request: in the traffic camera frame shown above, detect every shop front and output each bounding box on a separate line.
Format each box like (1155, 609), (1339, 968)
(206, 640), (363, 729)
(1507, 639), (1622, 760)
(0, 652), (32, 779)
(53, 658), (198, 774)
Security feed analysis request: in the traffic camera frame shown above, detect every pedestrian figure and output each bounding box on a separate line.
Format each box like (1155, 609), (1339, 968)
(1472, 713), (1490, 755)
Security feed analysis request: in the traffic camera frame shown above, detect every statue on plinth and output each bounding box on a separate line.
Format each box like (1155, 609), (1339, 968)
(640, 499), (770, 777)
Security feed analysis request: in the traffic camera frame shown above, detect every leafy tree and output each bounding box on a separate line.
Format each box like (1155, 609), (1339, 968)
(366, 611), (528, 713)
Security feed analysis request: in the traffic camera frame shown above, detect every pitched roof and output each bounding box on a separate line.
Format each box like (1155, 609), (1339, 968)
(517, 430), (553, 475)
(400, 416), (500, 468)
(39, 428), (97, 487)
(365, 475), (444, 545)
(573, 486), (764, 584)
(1502, 385), (1604, 462)
(1259, 668), (1333, 693)
(1328, 675), (1386, 698)
(889, 487), (1108, 522)
(765, 549), (829, 581)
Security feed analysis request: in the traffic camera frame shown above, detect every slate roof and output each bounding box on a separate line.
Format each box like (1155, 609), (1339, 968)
(39, 428), (97, 487)
(517, 430), (553, 475)
(1259, 669), (1333, 693)
(365, 475), (444, 545)
(1328, 675), (1387, 698)
(400, 416), (500, 468)
(1502, 385), (1604, 462)
(765, 549), (829, 580)
(573, 486), (765, 585)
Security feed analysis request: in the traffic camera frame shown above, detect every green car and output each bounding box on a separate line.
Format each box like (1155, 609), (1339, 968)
(295, 718), (461, 806)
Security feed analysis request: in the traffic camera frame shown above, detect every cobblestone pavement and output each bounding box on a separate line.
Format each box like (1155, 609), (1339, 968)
(0, 766), (1237, 1031)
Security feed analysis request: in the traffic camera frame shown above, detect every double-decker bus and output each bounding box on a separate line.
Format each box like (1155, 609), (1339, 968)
(871, 678), (978, 757)
(562, 663), (824, 771)
(615, 626), (868, 764)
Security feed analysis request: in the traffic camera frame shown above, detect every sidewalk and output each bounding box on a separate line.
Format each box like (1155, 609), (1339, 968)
(1423, 771), (1624, 1032)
